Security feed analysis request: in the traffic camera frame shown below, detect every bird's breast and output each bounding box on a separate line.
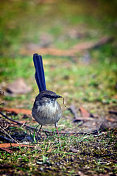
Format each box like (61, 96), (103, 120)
(32, 100), (62, 125)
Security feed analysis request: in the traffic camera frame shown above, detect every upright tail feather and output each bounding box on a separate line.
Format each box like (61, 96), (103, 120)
(33, 53), (46, 92)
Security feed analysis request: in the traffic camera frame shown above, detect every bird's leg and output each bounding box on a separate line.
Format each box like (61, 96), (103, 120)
(39, 125), (42, 132)
(55, 123), (61, 144)
(35, 124), (40, 131)
(36, 125), (43, 140)
(35, 124), (39, 139)
(55, 123), (59, 137)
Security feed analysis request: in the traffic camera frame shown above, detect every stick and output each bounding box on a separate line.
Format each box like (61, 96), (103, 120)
(0, 126), (18, 143)
(20, 37), (114, 57)
(0, 111), (98, 135)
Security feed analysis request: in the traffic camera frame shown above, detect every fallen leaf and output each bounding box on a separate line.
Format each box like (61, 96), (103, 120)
(6, 78), (32, 95)
(0, 143), (33, 148)
(69, 148), (78, 153)
(0, 107), (31, 115)
(47, 148), (53, 153)
(113, 95), (117, 99)
(79, 106), (94, 118)
(0, 147), (13, 153)
(106, 117), (117, 122)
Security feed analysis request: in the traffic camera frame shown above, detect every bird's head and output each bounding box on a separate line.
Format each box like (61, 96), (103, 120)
(38, 90), (62, 101)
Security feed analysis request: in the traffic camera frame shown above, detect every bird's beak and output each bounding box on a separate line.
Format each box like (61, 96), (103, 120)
(56, 95), (62, 99)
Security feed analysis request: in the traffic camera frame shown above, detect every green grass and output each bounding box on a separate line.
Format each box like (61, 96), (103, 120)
(0, 0), (117, 175)
(0, 130), (116, 175)
(0, 0), (117, 56)
(1, 54), (117, 105)
(0, 57), (32, 83)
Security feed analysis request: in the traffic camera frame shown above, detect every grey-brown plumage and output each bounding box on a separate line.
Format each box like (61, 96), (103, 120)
(32, 90), (62, 127)
(32, 54), (62, 135)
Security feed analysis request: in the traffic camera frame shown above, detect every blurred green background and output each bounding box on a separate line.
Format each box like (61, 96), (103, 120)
(0, 1), (117, 175)
(0, 0), (117, 109)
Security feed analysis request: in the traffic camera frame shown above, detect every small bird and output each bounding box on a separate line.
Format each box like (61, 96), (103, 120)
(32, 53), (62, 135)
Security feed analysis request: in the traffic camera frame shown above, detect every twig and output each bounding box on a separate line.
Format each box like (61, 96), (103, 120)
(0, 147), (13, 153)
(20, 36), (114, 57)
(0, 111), (98, 135)
(0, 135), (15, 143)
(91, 37), (114, 49)
(0, 111), (36, 130)
(109, 111), (117, 115)
(0, 126), (18, 143)
(68, 105), (94, 123)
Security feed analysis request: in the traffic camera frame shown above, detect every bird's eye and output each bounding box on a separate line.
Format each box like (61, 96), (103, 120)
(46, 95), (50, 98)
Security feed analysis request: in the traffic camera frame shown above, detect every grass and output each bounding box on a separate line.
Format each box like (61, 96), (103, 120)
(1, 53), (117, 105)
(0, 0), (117, 175)
(0, 130), (116, 175)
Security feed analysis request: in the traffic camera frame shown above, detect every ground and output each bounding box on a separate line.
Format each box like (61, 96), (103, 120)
(0, 0), (117, 175)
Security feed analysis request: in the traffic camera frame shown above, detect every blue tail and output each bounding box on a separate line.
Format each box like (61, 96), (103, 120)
(33, 53), (46, 92)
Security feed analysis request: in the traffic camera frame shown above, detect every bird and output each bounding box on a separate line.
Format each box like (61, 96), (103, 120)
(32, 53), (62, 136)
